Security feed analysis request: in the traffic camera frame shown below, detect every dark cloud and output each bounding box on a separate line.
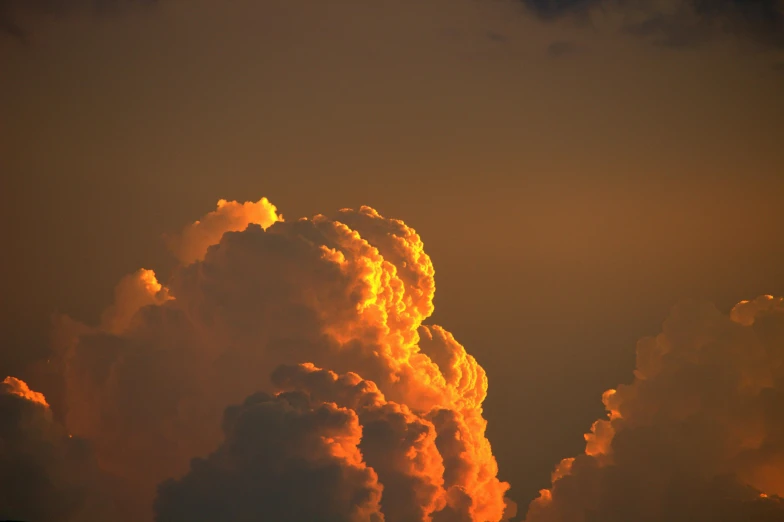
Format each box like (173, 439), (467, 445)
(0, 3), (25, 43)
(156, 360), (514, 522)
(154, 390), (385, 522)
(524, 295), (784, 521)
(521, 0), (597, 20)
(0, 0), (157, 43)
(0, 377), (110, 522)
(622, 14), (714, 48)
(4, 0), (780, 50)
(519, 0), (784, 48)
(272, 363), (448, 521)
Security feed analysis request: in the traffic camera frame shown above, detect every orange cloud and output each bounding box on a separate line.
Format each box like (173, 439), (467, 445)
(55, 198), (513, 522)
(525, 296), (784, 522)
(100, 268), (172, 334)
(167, 196), (281, 264)
(2, 375), (49, 407)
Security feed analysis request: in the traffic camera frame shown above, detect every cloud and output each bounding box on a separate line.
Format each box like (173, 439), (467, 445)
(99, 268), (172, 334)
(518, 0), (784, 48)
(271, 362), (471, 521)
(54, 199), (514, 521)
(166, 197), (282, 265)
(0, 377), (111, 522)
(155, 389), (385, 522)
(524, 295), (784, 522)
(158, 362), (518, 522)
(0, 0), (157, 43)
(622, 13), (716, 48)
(11, 193), (784, 522)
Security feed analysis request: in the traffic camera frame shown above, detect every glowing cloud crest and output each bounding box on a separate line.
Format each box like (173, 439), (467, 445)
(167, 196), (282, 264)
(55, 199), (515, 521)
(2, 375), (49, 407)
(525, 295), (784, 522)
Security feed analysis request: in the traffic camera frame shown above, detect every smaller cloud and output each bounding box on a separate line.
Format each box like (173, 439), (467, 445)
(166, 197), (282, 265)
(0, 377), (110, 522)
(2, 376), (49, 406)
(99, 268), (172, 334)
(523, 295), (784, 522)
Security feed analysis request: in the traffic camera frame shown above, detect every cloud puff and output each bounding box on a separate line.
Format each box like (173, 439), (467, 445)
(155, 389), (384, 522)
(166, 197), (282, 265)
(0, 377), (110, 522)
(99, 268), (172, 334)
(158, 362), (517, 522)
(524, 295), (784, 522)
(55, 199), (514, 521)
(270, 363), (449, 521)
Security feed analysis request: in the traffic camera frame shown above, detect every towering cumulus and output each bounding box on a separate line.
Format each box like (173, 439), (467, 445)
(526, 295), (784, 522)
(52, 198), (515, 522)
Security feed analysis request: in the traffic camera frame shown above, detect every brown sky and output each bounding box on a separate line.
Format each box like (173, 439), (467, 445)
(2, 0), (784, 516)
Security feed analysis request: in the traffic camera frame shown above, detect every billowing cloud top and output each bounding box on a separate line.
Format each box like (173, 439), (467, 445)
(167, 197), (282, 264)
(525, 295), (784, 522)
(50, 198), (514, 522)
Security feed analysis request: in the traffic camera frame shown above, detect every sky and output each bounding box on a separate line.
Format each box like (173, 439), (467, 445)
(2, 0), (784, 521)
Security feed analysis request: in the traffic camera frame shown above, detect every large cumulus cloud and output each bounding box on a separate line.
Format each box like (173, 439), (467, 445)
(54, 199), (514, 521)
(525, 295), (784, 522)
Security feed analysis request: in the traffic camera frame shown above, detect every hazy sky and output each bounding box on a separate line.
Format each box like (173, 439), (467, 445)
(2, 0), (784, 519)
